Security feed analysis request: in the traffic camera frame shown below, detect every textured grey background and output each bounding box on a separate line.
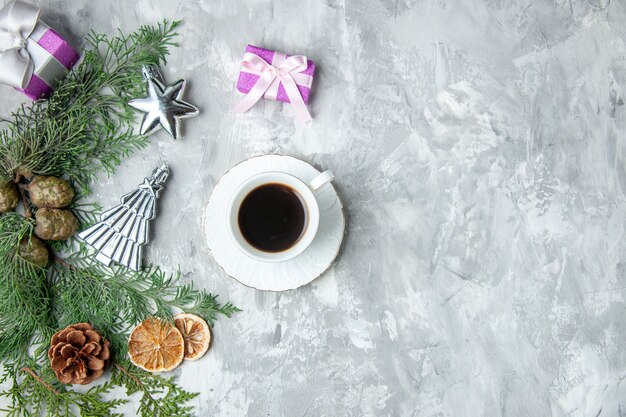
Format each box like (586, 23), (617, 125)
(1, 0), (626, 416)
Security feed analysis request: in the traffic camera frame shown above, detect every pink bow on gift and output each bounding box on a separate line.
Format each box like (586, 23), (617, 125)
(232, 52), (312, 122)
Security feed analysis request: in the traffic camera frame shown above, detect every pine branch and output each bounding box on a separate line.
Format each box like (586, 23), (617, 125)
(20, 367), (60, 395)
(171, 285), (242, 326)
(113, 361), (197, 417)
(0, 20), (181, 195)
(49, 254), (238, 357)
(0, 363), (125, 417)
(0, 214), (53, 361)
(0, 20), (239, 417)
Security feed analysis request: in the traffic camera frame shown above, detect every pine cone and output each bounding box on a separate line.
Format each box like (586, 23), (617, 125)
(18, 236), (49, 268)
(0, 181), (18, 213)
(28, 176), (75, 208)
(35, 208), (78, 240)
(48, 323), (110, 385)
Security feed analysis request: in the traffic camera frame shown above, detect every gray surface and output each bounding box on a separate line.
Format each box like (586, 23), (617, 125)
(1, 0), (626, 416)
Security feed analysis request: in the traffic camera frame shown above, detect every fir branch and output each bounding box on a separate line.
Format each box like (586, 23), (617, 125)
(69, 201), (102, 227)
(49, 255), (238, 357)
(0, 20), (181, 195)
(19, 367), (60, 395)
(0, 363), (125, 417)
(113, 361), (197, 417)
(0, 214), (53, 361)
(0, 21), (239, 417)
(172, 285), (242, 326)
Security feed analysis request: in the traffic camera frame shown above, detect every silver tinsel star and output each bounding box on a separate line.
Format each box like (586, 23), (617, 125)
(129, 66), (199, 140)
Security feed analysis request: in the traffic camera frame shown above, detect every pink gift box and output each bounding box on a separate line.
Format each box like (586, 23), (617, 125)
(0, 1), (80, 100)
(16, 24), (80, 100)
(236, 45), (315, 104)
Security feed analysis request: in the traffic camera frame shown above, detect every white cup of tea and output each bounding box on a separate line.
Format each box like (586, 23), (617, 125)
(227, 170), (334, 262)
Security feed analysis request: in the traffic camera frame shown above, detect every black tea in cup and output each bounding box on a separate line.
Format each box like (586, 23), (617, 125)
(237, 183), (306, 252)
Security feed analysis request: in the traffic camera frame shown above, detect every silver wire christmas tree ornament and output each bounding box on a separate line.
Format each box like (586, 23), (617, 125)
(77, 165), (170, 271)
(129, 66), (199, 140)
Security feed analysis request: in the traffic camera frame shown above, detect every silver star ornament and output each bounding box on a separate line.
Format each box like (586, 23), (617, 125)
(129, 66), (199, 140)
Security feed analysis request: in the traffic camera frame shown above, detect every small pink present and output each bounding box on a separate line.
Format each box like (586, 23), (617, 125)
(0, 1), (80, 100)
(233, 45), (315, 122)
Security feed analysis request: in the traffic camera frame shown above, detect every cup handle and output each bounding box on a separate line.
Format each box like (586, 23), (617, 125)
(309, 170), (334, 191)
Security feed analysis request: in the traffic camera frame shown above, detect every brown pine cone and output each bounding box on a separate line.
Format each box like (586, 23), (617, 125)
(48, 323), (110, 385)
(28, 176), (75, 208)
(35, 208), (78, 240)
(0, 181), (18, 213)
(18, 236), (49, 268)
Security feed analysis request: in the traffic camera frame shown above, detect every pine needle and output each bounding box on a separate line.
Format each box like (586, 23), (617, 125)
(0, 20), (181, 195)
(0, 21), (239, 417)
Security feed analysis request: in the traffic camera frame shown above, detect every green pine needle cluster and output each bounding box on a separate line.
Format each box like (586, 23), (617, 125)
(1, 359), (202, 417)
(1, 361), (124, 417)
(0, 21), (240, 417)
(0, 213), (54, 363)
(0, 20), (180, 193)
(113, 360), (199, 417)
(50, 251), (239, 357)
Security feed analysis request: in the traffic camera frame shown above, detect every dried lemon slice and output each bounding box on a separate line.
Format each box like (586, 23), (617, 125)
(128, 317), (184, 372)
(174, 313), (211, 361)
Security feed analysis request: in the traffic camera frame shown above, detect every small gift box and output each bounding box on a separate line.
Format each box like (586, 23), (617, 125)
(233, 45), (315, 122)
(0, 1), (80, 100)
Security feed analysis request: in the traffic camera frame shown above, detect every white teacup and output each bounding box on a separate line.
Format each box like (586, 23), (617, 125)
(227, 170), (334, 262)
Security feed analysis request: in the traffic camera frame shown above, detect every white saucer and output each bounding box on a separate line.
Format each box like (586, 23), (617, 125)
(203, 155), (345, 291)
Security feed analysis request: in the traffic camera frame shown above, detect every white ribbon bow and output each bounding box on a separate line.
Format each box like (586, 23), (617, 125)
(0, 0), (40, 89)
(232, 52), (313, 122)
